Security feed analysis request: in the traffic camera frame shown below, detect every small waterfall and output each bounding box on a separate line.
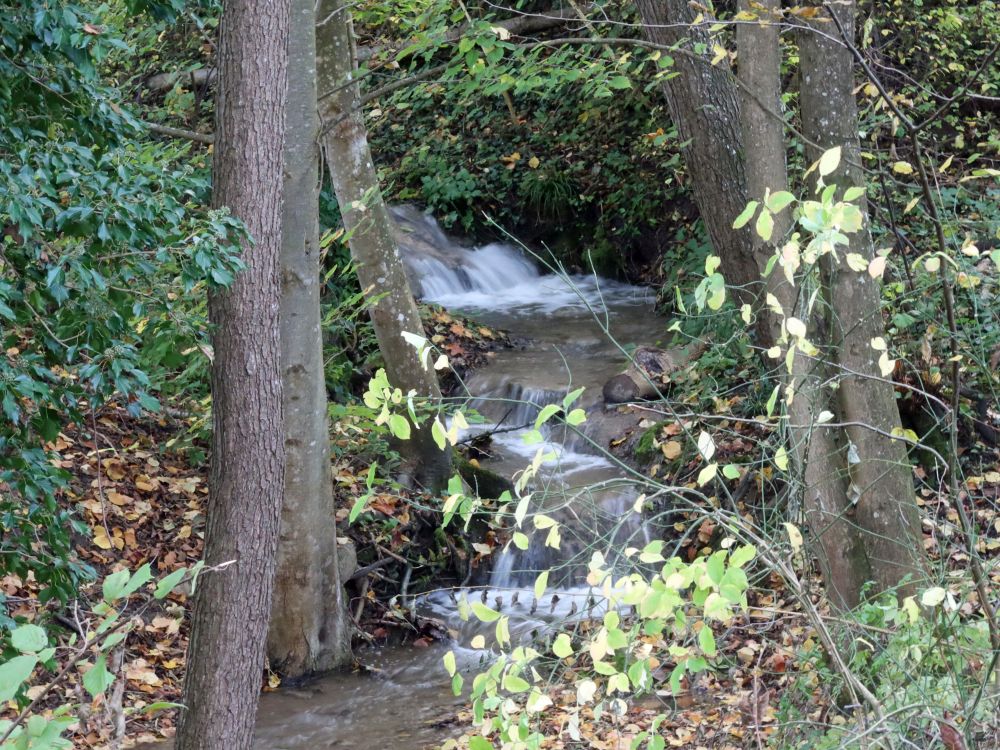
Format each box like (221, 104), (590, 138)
(390, 204), (651, 314)
(390, 205), (538, 299)
(392, 205), (655, 591)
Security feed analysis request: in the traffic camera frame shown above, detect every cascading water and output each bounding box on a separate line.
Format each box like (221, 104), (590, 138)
(392, 205), (656, 590)
(237, 208), (665, 749)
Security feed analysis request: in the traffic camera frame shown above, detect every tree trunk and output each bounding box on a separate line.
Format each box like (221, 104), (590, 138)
(267, 0), (352, 678)
(316, 0), (450, 493)
(736, 0), (870, 609)
(175, 0), (288, 743)
(799, 1), (925, 597)
(635, 0), (772, 346)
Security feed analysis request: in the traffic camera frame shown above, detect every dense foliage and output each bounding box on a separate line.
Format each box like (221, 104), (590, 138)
(0, 0), (241, 602)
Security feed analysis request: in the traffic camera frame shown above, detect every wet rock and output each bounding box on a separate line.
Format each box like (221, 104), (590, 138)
(602, 373), (640, 404)
(601, 341), (708, 404)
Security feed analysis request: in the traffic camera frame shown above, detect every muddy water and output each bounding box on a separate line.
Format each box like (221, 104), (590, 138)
(150, 209), (664, 749)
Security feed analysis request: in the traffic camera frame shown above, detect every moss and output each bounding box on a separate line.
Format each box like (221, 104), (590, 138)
(634, 421), (668, 463)
(456, 457), (514, 499)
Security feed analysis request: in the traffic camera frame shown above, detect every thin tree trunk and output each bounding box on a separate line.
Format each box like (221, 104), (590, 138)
(799, 1), (925, 597)
(175, 0), (288, 743)
(268, 0), (352, 678)
(316, 0), (450, 493)
(736, 0), (870, 609)
(635, 0), (773, 346)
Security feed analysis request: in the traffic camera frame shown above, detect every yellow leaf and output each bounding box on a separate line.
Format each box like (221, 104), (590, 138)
(892, 161), (914, 175)
(868, 256), (887, 279)
(783, 522), (803, 553)
(661, 440), (682, 460)
(107, 491), (131, 506)
(528, 156), (540, 169)
(818, 147), (842, 177)
(93, 527), (112, 550)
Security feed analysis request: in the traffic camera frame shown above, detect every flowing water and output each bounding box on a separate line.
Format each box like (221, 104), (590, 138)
(170, 208), (663, 749)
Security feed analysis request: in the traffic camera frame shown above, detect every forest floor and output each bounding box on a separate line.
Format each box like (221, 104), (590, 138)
(3, 329), (999, 748)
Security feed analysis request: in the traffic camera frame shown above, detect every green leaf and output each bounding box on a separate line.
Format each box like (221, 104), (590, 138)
(154, 567), (187, 599)
(348, 494), (368, 524)
(562, 387), (585, 409)
(552, 633), (573, 658)
(503, 673), (531, 692)
(732, 201), (758, 229)
(102, 568), (130, 602)
(696, 463), (717, 486)
(83, 655), (115, 698)
(566, 408), (586, 426)
(469, 736), (494, 750)
(431, 418), (447, 450)
(698, 625), (717, 656)
(121, 564), (152, 598)
(388, 413), (411, 440)
(843, 186), (865, 201)
(608, 75), (632, 89)
(765, 385), (780, 418)
(0, 655), (38, 702)
(471, 601), (501, 623)
(11, 624), (47, 654)
(755, 209), (774, 241)
(533, 570), (549, 600)
(443, 650), (457, 676)
(722, 464), (740, 480)
(765, 191), (796, 213)
(729, 544), (756, 568)
(534, 403), (560, 429)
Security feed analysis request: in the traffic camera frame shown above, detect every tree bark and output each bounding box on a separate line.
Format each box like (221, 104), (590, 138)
(267, 0), (352, 678)
(635, 0), (772, 346)
(175, 0), (288, 745)
(799, 1), (924, 597)
(736, 0), (870, 609)
(317, 0), (450, 493)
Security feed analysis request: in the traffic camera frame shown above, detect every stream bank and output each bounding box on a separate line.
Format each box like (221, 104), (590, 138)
(241, 208), (669, 748)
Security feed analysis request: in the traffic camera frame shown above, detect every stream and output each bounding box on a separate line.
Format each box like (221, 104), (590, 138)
(244, 208), (661, 748)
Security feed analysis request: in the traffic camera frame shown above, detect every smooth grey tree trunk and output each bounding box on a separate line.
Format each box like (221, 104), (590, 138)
(316, 0), (450, 493)
(635, 0), (773, 347)
(736, 0), (870, 609)
(175, 0), (288, 743)
(799, 1), (925, 597)
(268, 0), (352, 678)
